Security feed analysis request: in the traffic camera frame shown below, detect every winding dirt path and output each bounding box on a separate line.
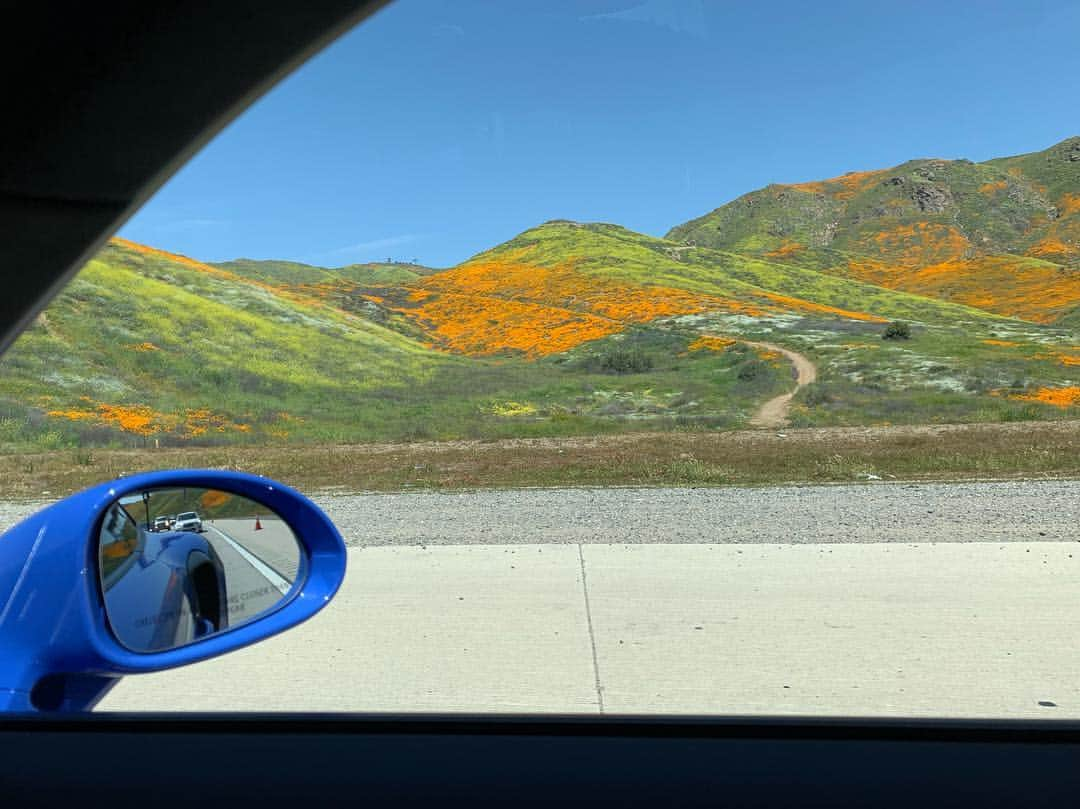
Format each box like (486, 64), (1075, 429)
(742, 340), (817, 428)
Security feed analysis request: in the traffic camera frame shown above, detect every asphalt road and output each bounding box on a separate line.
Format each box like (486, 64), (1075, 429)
(200, 525), (291, 623)
(207, 517), (299, 583)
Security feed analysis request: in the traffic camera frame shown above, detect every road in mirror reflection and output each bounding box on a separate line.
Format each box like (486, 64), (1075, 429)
(99, 487), (300, 653)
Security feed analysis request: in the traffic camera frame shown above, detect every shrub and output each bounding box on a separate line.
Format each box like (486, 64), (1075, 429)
(882, 321), (911, 340)
(737, 359), (766, 381)
(598, 346), (653, 374)
(802, 385), (833, 406)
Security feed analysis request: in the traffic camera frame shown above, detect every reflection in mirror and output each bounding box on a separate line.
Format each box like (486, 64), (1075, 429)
(98, 487), (301, 653)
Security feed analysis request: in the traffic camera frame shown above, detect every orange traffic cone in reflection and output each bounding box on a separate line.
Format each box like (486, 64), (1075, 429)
(255, 515), (263, 531)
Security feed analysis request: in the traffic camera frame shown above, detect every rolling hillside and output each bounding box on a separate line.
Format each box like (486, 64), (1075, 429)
(0, 139), (1077, 451)
(362, 220), (1012, 354)
(358, 219), (1078, 426)
(0, 239), (468, 446)
(667, 136), (1080, 324)
(0, 238), (799, 448)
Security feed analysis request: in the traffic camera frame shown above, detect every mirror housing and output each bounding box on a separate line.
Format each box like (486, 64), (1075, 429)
(0, 470), (346, 712)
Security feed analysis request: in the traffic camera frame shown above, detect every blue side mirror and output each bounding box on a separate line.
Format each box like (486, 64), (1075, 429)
(0, 470), (346, 712)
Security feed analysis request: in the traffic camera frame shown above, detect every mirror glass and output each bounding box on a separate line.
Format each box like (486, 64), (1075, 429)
(98, 487), (301, 653)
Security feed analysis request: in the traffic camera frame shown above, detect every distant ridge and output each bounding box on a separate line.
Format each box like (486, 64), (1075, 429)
(666, 137), (1080, 323)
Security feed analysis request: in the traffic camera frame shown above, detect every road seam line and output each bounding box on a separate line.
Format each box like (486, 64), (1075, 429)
(577, 542), (605, 714)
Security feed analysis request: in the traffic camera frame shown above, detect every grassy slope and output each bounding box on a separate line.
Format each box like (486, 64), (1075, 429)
(478, 221), (1010, 325)
(360, 219), (1078, 427)
(666, 136), (1080, 322)
(0, 239), (799, 449)
(0, 241), (471, 446)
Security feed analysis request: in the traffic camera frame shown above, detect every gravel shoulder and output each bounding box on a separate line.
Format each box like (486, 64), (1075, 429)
(5, 480), (1076, 548)
(319, 479), (1078, 546)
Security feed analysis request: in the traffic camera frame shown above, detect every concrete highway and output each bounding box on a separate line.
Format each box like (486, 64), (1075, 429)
(76, 480), (1080, 719)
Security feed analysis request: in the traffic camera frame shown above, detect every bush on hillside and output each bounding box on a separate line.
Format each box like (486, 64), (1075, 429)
(598, 346), (654, 374)
(802, 384), (833, 406)
(882, 321), (911, 340)
(736, 359), (767, 381)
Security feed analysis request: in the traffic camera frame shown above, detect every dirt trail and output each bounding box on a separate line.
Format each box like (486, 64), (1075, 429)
(743, 340), (817, 428)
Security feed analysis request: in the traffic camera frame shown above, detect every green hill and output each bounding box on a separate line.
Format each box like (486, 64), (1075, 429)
(0, 240), (489, 447)
(667, 137), (1080, 322)
(360, 219), (1077, 427)
(459, 220), (1011, 326)
(0, 238), (806, 448)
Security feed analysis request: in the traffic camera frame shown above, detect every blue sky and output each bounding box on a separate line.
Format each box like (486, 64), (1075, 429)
(121, 0), (1080, 268)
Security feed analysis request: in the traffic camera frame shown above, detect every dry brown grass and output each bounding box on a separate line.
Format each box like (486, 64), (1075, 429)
(3, 421), (1078, 500)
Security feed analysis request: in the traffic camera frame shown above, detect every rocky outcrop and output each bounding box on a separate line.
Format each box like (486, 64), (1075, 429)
(910, 183), (953, 213)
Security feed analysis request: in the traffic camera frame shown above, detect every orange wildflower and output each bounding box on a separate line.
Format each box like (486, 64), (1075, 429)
(110, 237), (234, 279)
(1059, 193), (1080, 216)
(786, 168), (887, 200)
(688, 336), (736, 352)
(1026, 237), (1078, 259)
(96, 404), (165, 436)
(46, 409), (96, 421)
(200, 490), (231, 509)
(1010, 386), (1080, 408)
(861, 222), (971, 267)
(845, 254), (1080, 324)
(1036, 352), (1080, 367)
(765, 241), (804, 259)
(371, 258), (776, 357)
(48, 400), (250, 438)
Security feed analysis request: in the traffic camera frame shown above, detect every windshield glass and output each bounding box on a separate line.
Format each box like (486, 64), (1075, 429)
(1, 0), (1079, 718)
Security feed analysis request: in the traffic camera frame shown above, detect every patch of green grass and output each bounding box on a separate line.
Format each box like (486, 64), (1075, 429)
(784, 319), (1080, 427)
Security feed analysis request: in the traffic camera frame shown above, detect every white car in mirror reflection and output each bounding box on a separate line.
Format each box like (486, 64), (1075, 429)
(173, 511), (203, 533)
